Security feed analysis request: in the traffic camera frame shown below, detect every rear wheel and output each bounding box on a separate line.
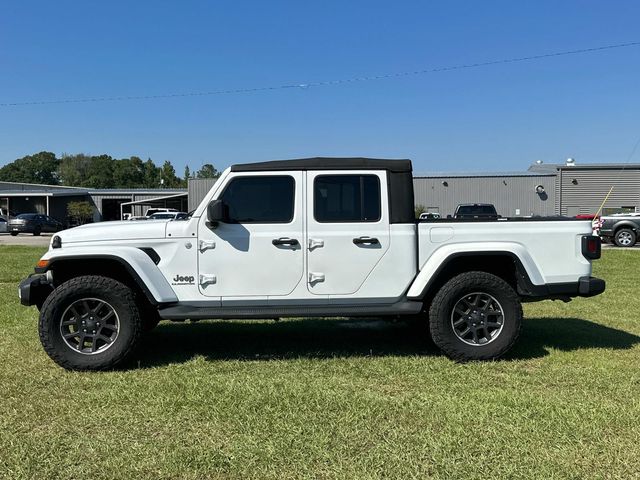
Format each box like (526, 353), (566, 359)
(10, 232), (18, 236)
(429, 271), (522, 361)
(33, 227), (41, 236)
(39, 275), (143, 370)
(614, 228), (636, 247)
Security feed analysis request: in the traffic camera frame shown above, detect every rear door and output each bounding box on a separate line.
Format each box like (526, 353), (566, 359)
(306, 171), (390, 295)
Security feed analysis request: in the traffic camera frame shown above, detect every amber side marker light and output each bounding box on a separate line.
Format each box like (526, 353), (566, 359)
(36, 259), (50, 269)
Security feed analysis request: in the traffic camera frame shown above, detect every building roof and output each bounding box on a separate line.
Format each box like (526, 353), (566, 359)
(0, 189), (89, 197)
(87, 188), (186, 195)
(120, 192), (188, 206)
(0, 180), (86, 191)
(413, 170), (555, 178)
(529, 162), (640, 173)
(231, 157), (412, 173)
(0, 181), (187, 196)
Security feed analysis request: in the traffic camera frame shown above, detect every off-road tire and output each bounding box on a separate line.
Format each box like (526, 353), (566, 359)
(39, 275), (143, 370)
(614, 228), (636, 248)
(429, 271), (522, 361)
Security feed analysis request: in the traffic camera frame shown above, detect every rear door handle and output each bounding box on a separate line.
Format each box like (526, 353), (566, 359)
(353, 236), (379, 245)
(272, 237), (299, 246)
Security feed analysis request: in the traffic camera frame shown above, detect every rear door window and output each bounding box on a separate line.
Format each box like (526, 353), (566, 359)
(314, 175), (381, 223)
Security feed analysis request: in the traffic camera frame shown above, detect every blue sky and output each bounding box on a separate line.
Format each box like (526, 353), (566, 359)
(1, 0), (639, 174)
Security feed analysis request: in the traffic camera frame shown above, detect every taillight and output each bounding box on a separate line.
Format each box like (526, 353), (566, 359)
(581, 235), (601, 260)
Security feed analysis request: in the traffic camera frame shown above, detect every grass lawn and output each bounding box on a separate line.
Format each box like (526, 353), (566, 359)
(0, 245), (639, 479)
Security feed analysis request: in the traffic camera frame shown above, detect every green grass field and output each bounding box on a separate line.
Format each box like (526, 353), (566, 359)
(1, 246), (639, 479)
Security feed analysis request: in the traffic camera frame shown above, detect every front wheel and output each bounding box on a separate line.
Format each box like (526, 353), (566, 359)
(429, 271), (522, 361)
(39, 275), (143, 370)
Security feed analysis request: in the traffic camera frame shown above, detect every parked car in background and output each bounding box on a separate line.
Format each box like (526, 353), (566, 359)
(599, 213), (640, 247)
(127, 208), (180, 220)
(7, 213), (63, 236)
(0, 217), (7, 233)
(144, 208), (178, 217)
(419, 212), (441, 220)
(148, 211), (189, 220)
(454, 203), (499, 220)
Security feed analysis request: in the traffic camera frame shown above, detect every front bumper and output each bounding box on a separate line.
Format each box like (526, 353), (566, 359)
(18, 273), (53, 307)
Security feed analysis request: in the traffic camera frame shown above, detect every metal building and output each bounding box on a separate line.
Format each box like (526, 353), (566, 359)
(414, 161), (640, 218)
(413, 171), (556, 218)
(0, 181), (187, 222)
(0, 181), (90, 220)
(528, 161), (640, 216)
(188, 178), (218, 211)
(87, 188), (187, 220)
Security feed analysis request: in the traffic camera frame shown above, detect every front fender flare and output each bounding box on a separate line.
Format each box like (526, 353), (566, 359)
(41, 246), (178, 304)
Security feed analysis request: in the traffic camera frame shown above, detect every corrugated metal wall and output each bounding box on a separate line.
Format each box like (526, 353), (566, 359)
(557, 167), (640, 215)
(413, 175), (556, 217)
(188, 178), (218, 211)
(89, 194), (131, 215)
(90, 193), (187, 218)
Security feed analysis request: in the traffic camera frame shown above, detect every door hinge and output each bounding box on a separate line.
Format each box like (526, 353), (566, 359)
(308, 238), (324, 251)
(199, 274), (217, 287)
(199, 240), (216, 252)
(308, 272), (325, 284)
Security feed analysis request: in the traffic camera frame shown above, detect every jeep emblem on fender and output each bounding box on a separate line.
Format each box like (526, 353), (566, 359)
(172, 274), (195, 284)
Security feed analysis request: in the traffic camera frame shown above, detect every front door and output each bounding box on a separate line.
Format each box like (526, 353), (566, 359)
(197, 172), (304, 299)
(306, 171), (390, 296)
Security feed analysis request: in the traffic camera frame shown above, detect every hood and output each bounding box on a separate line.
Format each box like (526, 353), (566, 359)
(57, 220), (168, 244)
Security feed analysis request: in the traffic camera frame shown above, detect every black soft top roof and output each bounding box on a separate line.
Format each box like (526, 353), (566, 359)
(230, 157), (412, 173)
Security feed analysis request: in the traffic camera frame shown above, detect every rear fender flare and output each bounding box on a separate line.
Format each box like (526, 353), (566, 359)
(406, 243), (544, 299)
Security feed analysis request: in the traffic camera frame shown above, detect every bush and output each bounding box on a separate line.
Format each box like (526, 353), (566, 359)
(67, 201), (94, 225)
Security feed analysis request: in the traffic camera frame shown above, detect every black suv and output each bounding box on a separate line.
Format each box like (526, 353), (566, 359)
(8, 213), (64, 236)
(600, 214), (640, 247)
(454, 203), (499, 220)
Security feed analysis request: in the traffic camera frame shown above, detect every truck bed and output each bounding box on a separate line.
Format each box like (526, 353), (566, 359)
(416, 219), (593, 286)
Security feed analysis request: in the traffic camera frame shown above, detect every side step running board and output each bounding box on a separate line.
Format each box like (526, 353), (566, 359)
(158, 300), (423, 320)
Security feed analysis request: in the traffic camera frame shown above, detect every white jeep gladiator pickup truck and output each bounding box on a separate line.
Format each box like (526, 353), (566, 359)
(19, 158), (605, 370)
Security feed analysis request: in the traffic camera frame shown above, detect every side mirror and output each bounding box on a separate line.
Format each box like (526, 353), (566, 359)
(207, 199), (229, 225)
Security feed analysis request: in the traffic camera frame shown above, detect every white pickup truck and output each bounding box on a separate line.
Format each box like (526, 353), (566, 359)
(19, 158), (605, 370)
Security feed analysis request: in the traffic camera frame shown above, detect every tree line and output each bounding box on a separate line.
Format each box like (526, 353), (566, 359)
(0, 151), (220, 188)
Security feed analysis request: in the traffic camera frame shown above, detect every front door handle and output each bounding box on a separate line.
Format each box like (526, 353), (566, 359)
(353, 236), (379, 245)
(272, 237), (299, 247)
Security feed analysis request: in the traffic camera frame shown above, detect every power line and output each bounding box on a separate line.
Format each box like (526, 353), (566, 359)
(2, 40), (639, 107)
